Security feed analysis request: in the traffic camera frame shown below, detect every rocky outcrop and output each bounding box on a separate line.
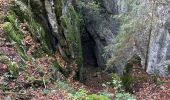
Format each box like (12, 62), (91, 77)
(77, 0), (118, 68)
(114, 0), (170, 76)
(11, 0), (170, 77)
(102, 0), (170, 77)
(10, 0), (83, 79)
(147, 3), (170, 76)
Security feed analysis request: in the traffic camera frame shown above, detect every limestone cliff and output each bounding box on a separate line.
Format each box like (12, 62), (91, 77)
(7, 0), (170, 77)
(147, 1), (170, 76)
(3, 0), (83, 80)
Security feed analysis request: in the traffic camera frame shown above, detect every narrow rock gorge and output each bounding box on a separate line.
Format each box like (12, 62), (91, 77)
(0, 0), (170, 99)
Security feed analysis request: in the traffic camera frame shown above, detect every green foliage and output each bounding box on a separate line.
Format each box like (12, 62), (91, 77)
(87, 94), (108, 100)
(12, 0), (52, 54)
(4, 11), (29, 61)
(7, 62), (19, 76)
(2, 22), (22, 44)
(42, 89), (49, 95)
(111, 73), (122, 91)
(111, 73), (135, 99)
(60, 3), (83, 69)
(0, 15), (5, 20)
(25, 76), (47, 88)
(56, 81), (109, 100)
(0, 54), (19, 76)
(3, 22), (28, 61)
(6, 12), (21, 31)
(115, 92), (135, 100)
(78, 1), (100, 12)
(56, 81), (75, 94)
(0, 55), (10, 64)
(5, 96), (12, 100)
(77, 1), (101, 23)
(68, 89), (109, 100)
(121, 75), (134, 93)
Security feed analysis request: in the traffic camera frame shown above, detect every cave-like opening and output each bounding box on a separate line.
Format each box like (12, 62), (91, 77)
(81, 31), (98, 68)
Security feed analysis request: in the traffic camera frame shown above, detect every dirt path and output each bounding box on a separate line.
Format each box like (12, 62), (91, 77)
(83, 65), (114, 94)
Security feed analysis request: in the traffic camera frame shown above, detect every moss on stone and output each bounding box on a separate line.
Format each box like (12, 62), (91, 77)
(4, 0), (84, 80)
(2, 22), (28, 61)
(11, 0), (52, 55)
(52, 60), (69, 78)
(54, 1), (83, 80)
(55, 0), (83, 67)
(2, 22), (22, 44)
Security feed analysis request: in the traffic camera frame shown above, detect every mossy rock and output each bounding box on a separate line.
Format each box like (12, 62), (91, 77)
(3, 22), (28, 61)
(11, 0), (52, 54)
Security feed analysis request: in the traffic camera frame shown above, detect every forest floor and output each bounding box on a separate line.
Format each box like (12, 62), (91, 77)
(0, 0), (170, 100)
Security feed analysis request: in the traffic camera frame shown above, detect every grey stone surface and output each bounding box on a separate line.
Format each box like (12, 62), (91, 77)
(147, 3), (170, 76)
(77, 0), (117, 68)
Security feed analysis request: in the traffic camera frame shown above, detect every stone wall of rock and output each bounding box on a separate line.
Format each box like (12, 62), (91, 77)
(16, 0), (83, 78)
(76, 0), (118, 68)
(16, 0), (170, 77)
(147, 2), (170, 76)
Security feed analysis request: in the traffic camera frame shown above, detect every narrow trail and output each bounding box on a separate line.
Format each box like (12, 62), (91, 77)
(81, 29), (114, 94)
(81, 56), (114, 94)
(84, 65), (113, 93)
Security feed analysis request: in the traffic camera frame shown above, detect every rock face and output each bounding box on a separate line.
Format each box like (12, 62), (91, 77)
(17, 0), (170, 77)
(113, 0), (170, 76)
(147, 3), (170, 76)
(16, 0), (83, 79)
(77, 0), (118, 68)
(97, 0), (170, 77)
